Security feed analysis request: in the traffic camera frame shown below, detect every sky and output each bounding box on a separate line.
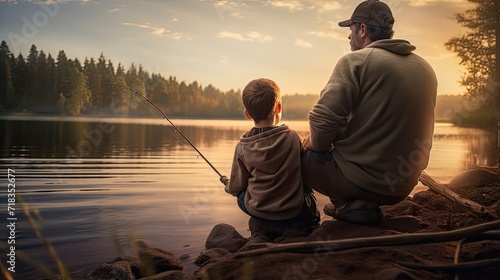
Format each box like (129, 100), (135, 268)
(0, 0), (473, 96)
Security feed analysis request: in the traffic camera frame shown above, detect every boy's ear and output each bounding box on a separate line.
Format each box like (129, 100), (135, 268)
(243, 109), (252, 120)
(275, 102), (282, 114)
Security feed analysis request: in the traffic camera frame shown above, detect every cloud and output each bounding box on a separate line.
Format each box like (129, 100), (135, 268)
(109, 3), (125, 13)
(26, 0), (93, 3)
(219, 31), (247, 41)
(219, 31), (272, 43)
(313, 1), (341, 12)
(247, 31), (272, 43)
(228, 11), (243, 19)
(219, 55), (229, 64)
(123, 22), (167, 36)
(408, 0), (469, 7)
(213, 1), (248, 20)
(171, 32), (190, 40)
(265, 0), (341, 12)
(122, 22), (191, 40)
(266, 0), (305, 11)
(295, 39), (312, 48)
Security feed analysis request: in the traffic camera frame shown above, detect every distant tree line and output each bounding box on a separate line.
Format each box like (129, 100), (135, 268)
(435, 94), (467, 122)
(0, 40), (319, 119)
(0, 41), (245, 118)
(1, 40), (471, 123)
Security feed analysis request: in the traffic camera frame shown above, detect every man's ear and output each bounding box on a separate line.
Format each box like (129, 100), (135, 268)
(244, 109), (252, 120)
(359, 23), (367, 38)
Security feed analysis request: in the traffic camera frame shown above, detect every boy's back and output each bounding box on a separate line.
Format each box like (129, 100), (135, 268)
(221, 78), (319, 229)
(226, 125), (304, 220)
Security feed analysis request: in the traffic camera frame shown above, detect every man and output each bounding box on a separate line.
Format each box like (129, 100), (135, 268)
(301, 0), (437, 225)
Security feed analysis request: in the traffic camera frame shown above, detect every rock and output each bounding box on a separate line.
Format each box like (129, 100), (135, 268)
(86, 255), (140, 280)
(87, 240), (187, 280)
(87, 261), (134, 280)
(134, 240), (183, 277)
(248, 216), (314, 241)
(194, 248), (231, 266)
(447, 168), (500, 189)
(382, 215), (429, 232)
(412, 190), (447, 209)
(178, 254), (192, 261)
(139, 270), (197, 280)
(117, 255), (142, 277)
(383, 197), (422, 217)
(205, 223), (248, 253)
(372, 267), (423, 280)
(87, 242), (184, 280)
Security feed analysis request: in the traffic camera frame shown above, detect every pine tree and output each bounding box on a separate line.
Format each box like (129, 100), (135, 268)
(56, 50), (71, 99)
(64, 69), (91, 115)
(45, 53), (57, 108)
(12, 53), (28, 110)
(166, 75), (180, 114)
(0, 40), (14, 110)
(26, 44), (39, 110)
(84, 57), (102, 111)
(36, 50), (52, 111)
(97, 55), (115, 110)
(56, 51), (91, 115)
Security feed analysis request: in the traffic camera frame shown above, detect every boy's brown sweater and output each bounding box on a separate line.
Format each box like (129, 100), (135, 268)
(226, 125), (304, 220)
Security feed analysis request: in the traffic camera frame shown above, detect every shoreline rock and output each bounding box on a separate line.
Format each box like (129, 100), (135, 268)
(85, 240), (183, 280)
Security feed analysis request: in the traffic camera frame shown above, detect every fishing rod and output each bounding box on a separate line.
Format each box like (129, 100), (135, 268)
(111, 84), (224, 179)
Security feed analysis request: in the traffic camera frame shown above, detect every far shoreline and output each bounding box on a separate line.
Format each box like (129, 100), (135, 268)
(1, 112), (456, 124)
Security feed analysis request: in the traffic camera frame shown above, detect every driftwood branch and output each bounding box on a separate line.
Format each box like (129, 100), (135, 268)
(395, 258), (500, 272)
(234, 220), (500, 258)
(418, 171), (499, 220)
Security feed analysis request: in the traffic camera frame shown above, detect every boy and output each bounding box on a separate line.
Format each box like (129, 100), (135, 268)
(221, 78), (319, 237)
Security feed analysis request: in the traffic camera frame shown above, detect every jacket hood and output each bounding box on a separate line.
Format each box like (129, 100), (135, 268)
(367, 39), (416, 55)
(240, 125), (293, 174)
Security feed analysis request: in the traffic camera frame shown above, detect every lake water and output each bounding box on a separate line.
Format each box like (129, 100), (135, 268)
(0, 116), (497, 279)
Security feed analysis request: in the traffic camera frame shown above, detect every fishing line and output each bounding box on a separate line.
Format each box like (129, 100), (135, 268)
(111, 84), (224, 178)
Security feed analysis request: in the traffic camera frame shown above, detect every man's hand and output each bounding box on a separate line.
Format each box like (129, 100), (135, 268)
(302, 136), (312, 151)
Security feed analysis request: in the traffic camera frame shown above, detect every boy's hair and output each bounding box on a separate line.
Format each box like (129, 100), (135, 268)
(242, 78), (281, 122)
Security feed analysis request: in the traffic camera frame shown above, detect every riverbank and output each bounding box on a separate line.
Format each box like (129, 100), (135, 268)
(87, 166), (500, 280)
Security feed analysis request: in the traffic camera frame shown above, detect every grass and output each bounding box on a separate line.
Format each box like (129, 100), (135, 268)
(1, 195), (70, 280)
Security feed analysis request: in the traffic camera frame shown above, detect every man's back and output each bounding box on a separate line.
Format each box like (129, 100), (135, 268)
(309, 39), (437, 196)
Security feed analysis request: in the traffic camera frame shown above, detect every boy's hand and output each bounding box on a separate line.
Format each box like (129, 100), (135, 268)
(220, 175), (229, 186)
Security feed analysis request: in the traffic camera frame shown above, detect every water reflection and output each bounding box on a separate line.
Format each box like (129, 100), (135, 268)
(1, 117), (247, 159)
(426, 122), (496, 182)
(2, 118), (496, 174)
(0, 116), (497, 278)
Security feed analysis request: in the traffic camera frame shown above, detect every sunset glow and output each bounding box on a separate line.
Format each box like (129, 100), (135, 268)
(0, 0), (473, 95)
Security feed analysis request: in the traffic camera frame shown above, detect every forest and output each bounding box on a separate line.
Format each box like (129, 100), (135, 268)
(0, 40), (464, 121)
(0, 41), (322, 120)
